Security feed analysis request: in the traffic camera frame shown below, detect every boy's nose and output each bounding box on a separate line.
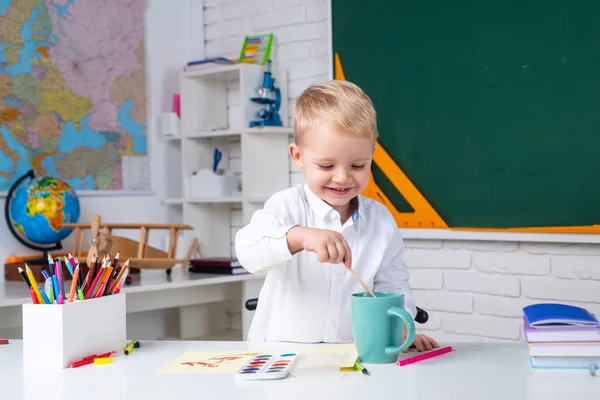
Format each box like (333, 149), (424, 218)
(332, 169), (350, 183)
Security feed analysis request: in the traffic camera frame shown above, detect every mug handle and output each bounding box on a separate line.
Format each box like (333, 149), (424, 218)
(384, 306), (416, 357)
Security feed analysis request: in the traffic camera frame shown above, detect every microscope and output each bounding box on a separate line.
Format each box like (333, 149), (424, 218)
(249, 61), (283, 127)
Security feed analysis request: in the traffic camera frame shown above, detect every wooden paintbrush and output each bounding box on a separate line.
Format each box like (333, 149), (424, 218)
(344, 265), (376, 297)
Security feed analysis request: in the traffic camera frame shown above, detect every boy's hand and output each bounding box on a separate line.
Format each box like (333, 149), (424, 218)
(402, 325), (439, 352)
(287, 226), (352, 268)
(408, 333), (439, 352)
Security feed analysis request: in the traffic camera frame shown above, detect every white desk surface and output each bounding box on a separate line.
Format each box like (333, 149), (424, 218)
(1, 340), (598, 400)
(0, 268), (262, 307)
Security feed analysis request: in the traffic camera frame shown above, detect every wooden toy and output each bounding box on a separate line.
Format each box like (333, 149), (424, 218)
(63, 214), (193, 270)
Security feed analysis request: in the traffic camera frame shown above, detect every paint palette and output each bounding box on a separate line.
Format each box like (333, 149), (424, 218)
(235, 353), (299, 381)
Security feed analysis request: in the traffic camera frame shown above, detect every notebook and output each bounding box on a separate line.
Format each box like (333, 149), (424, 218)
(523, 316), (600, 343)
(530, 355), (600, 369)
(522, 303), (599, 327)
(528, 341), (600, 357)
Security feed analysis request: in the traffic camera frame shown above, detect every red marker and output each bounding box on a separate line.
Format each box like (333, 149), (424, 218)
(71, 352), (113, 368)
(397, 346), (453, 367)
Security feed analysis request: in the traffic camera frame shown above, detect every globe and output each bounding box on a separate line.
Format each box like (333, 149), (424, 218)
(4, 170), (80, 251)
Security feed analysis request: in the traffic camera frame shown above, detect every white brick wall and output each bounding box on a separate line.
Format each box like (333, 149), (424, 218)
(205, 0), (600, 344)
(406, 240), (600, 343)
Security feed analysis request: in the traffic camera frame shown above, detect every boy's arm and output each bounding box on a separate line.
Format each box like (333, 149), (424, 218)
(373, 227), (417, 319)
(235, 192), (300, 275)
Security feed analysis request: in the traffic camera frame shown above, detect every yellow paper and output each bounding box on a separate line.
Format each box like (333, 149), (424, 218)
(156, 351), (260, 374)
(297, 343), (358, 368)
(155, 343), (359, 375)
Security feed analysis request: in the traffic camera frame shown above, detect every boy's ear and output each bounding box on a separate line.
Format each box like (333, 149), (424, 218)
(288, 143), (304, 169)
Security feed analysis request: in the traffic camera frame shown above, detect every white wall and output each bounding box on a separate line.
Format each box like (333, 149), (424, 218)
(205, 0), (600, 343)
(0, 0), (203, 275)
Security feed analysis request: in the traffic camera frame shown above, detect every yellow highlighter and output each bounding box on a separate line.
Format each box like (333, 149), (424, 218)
(124, 340), (136, 355)
(25, 264), (44, 304)
(94, 357), (114, 365)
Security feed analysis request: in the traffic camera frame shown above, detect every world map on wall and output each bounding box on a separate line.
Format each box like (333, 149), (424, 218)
(0, 0), (147, 191)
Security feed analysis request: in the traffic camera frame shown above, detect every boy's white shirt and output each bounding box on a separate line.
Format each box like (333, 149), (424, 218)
(235, 184), (417, 343)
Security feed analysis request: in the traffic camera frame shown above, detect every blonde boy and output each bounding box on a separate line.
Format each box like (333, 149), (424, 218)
(235, 80), (437, 351)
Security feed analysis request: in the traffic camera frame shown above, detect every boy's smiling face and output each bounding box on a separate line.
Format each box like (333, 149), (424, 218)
(289, 123), (374, 217)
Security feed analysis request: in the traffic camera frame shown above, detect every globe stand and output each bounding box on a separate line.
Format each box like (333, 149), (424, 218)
(4, 169), (65, 267)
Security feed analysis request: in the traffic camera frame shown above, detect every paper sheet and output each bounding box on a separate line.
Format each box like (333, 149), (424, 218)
(294, 343), (358, 370)
(156, 351), (260, 374)
(155, 344), (358, 375)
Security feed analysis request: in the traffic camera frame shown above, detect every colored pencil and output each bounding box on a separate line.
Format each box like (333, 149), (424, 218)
(25, 264), (44, 304)
(108, 259), (129, 294)
(46, 254), (54, 277)
(63, 256), (74, 277)
(81, 255), (96, 292)
(93, 267), (113, 298)
(17, 266), (37, 303)
(68, 265), (80, 303)
(18, 255), (130, 304)
(85, 264), (105, 299)
(113, 267), (130, 294)
(397, 346), (453, 367)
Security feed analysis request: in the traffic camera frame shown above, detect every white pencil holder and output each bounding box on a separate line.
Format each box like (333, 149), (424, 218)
(189, 168), (239, 197)
(159, 112), (180, 137)
(22, 294), (127, 369)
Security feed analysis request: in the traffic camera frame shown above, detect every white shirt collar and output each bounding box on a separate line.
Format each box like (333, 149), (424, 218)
(302, 184), (365, 230)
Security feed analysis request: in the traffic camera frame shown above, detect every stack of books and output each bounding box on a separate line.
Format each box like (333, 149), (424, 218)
(523, 303), (600, 369)
(188, 257), (248, 275)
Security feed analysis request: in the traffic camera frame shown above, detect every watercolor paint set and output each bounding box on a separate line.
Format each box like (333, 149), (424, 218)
(235, 352), (299, 381)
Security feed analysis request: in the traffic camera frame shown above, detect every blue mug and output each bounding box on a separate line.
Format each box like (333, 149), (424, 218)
(351, 292), (416, 363)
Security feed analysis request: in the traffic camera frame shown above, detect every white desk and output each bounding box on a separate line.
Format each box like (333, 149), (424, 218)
(0, 268), (264, 340)
(1, 340), (598, 400)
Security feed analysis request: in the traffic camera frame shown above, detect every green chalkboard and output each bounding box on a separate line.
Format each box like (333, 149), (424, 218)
(332, 0), (600, 228)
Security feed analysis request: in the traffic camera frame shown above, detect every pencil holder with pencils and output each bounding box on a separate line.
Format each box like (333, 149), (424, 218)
(22, 293), (127, 369)
(18, 253), (130, 369)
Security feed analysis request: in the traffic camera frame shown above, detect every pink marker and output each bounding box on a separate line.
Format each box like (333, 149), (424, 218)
(172, 94), (181, 118)
(57, 291), (64, 305)
(397, 346), (453, 366)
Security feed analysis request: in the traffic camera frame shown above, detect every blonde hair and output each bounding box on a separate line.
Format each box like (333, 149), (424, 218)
(293, 80), (378, 146)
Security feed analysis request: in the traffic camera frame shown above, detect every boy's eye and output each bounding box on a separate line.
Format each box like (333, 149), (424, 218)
(352, 165), (365, 170)
(318, 165), (334, 170)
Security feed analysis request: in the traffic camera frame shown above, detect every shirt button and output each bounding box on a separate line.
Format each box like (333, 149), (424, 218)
(336, 277), (343, 284)
(331, 320), (337, 327)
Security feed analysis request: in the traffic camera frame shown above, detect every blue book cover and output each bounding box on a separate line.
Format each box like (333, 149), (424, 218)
(523, 303), (599, 327)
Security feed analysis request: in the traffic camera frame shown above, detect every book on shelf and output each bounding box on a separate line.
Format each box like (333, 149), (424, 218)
(188, 265), (248, 275)
(189, 257), (241, 268)
(188, 257), (246, 275)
